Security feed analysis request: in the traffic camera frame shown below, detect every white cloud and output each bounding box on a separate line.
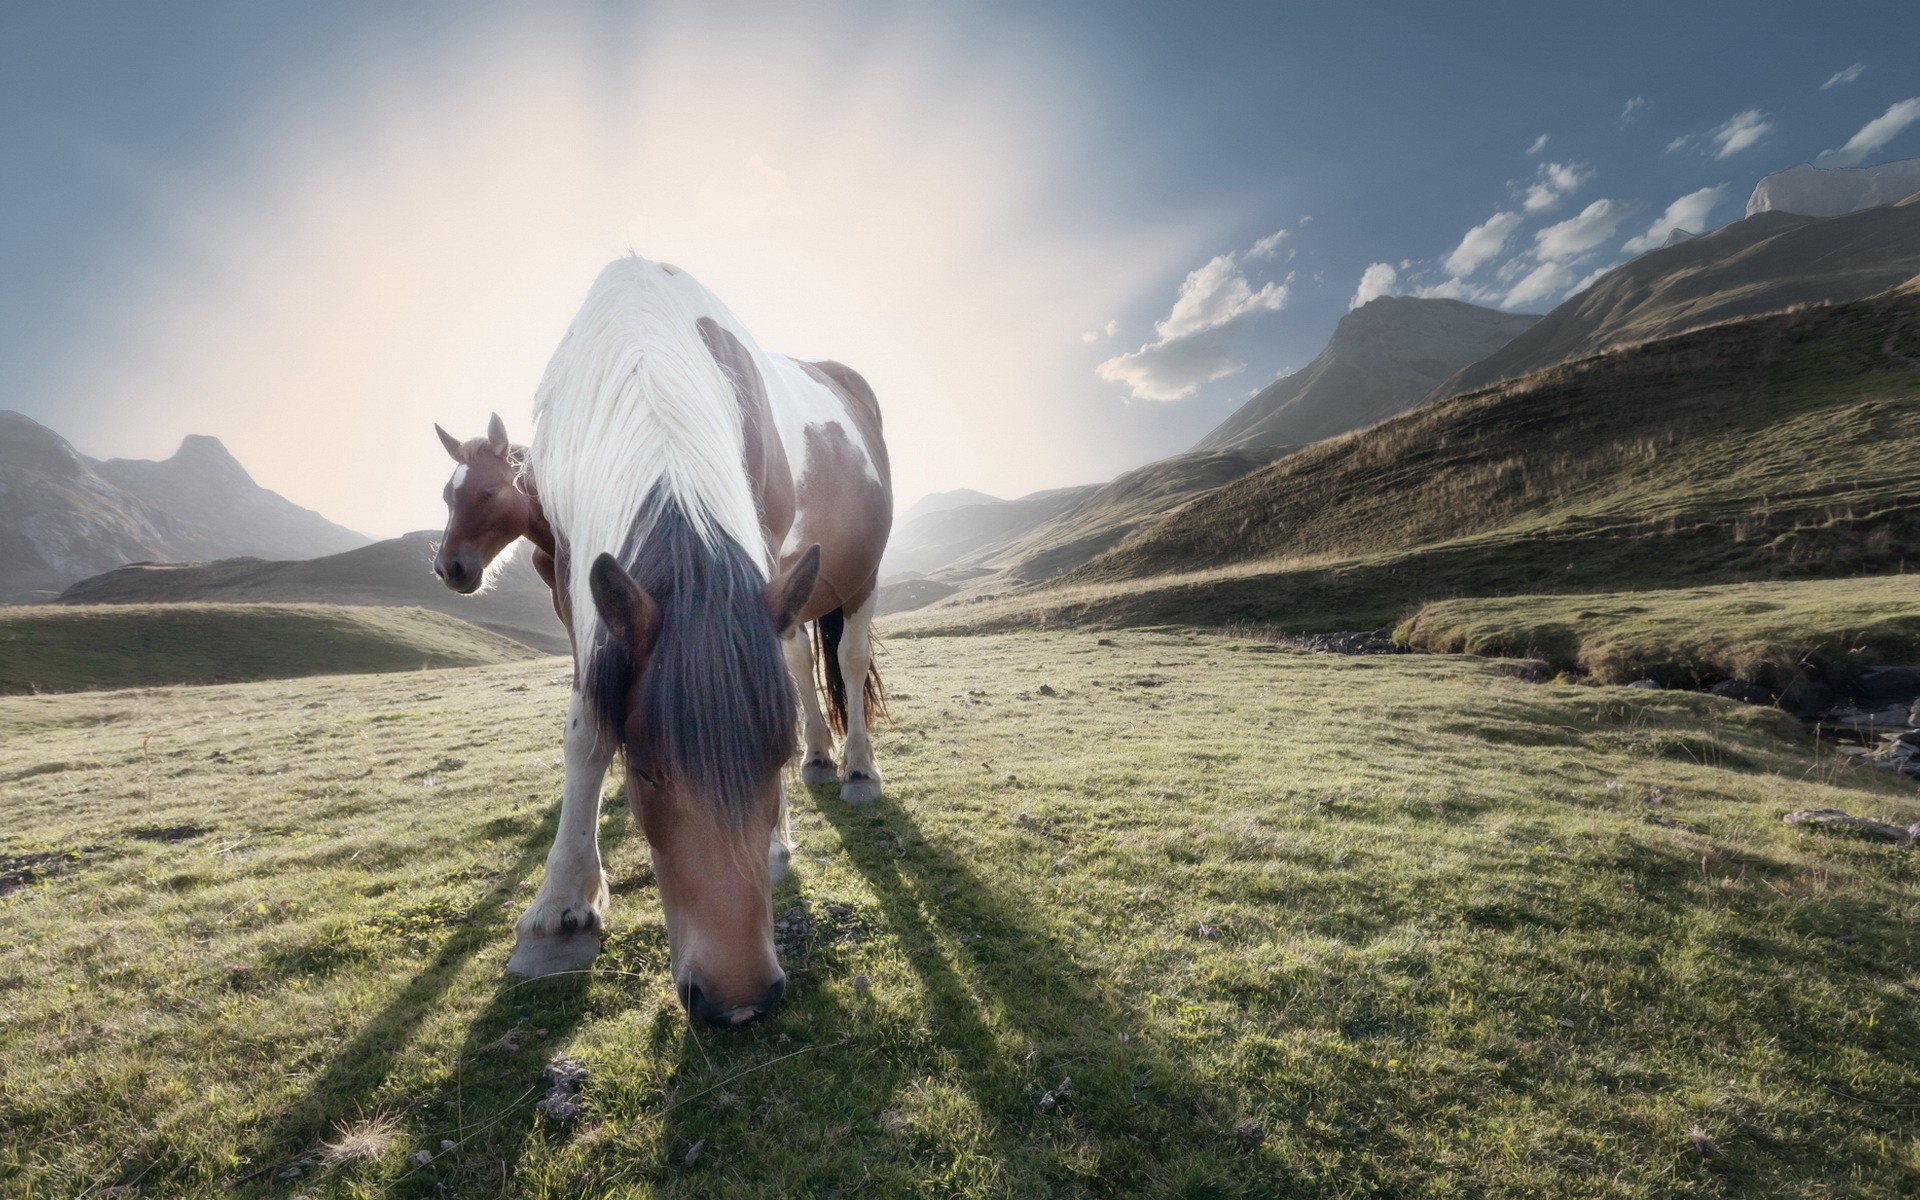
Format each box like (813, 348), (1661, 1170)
(1522, 161), (1593, 213)
(1154, 253), (1287, 339)
(1350, 262), (1399, 309)
(1095, 254), (1287, 400)
(1816, 97), (1920, 167)
(1620, 96), (1648, 126)
(1708, 110), (1772, 158)
(1412, 276), (1502, 304)
(1535, 199), (1630, 261)
(1526, 133), (1550, 155)
(1665, 134), (1692, 154)
(1247, 229), (1289, 259)
(1505, 260), (1577, 309)
(1821, 63), (1867, 91)
(1621, 185), (1726, 253)
(1444, 211), (1524, 277)
(1095, 322), (1248, 402)
(1079, 318), (1119, 343)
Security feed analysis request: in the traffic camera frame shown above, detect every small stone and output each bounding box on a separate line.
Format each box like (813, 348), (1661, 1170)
(1054, 1076), (1072, 1097)
(278, 1165), (303, 1180)
(1686, 1127), (1722, 1160)
(1236, 1119), (1266, 1147)
(853, 974), (871, 995)
(1557, 1018), (1575, 1029)
(1097, 638), (1116, 647)
(1627, 679), (1660, 690)
(940, 886), (957, 897)
(409, 1150), (433, 1168)
(1038, 684), (1057, 696)
(1116, 1031), (1131, 1043)
(1015, 811), (1034, 827)
(439, 1140), (456, 1153)
(684, 1139), (705, 1167)
(1037, 1093), (1057, 1114)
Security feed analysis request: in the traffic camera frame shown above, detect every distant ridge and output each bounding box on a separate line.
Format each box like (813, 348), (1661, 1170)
(1433, 194), (1920, 399)
(0, 411), (370, 601)
(57, 532), (568, 654)
(1194, 296), (1540, 452)
(1747, 158), (1920, 217)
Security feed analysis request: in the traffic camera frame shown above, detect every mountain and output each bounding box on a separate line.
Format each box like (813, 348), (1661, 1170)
(901, 276), (1920, 634)
(57, 532), (568, 654)
(0, 411), (370, 602)
(881, 485), (1098, 580)
(1194, 296), (1540, 452)
(1746, 158), (1920, 218)
(894, 488), (1004, 526)
(1434, 194), (1920, 399)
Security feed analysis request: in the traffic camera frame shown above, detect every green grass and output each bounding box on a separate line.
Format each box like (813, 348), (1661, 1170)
(3, 634), (1918, 1197)
(1396, 575), (1920, 685)
(0, 603), (538, 694)
(904, 285), (1920, 638)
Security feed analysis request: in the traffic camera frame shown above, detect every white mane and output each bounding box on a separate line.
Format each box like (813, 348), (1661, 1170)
(529, 257), (764, 658)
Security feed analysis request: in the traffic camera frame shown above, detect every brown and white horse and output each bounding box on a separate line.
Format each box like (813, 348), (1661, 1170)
(433, 257), (890, 1025)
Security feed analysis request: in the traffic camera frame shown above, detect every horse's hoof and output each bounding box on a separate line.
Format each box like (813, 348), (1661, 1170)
(840, 774), (883, 804)
(768, 840), (792, 884)
(801, 757), (839, 786)
(505, 931), (602, 979)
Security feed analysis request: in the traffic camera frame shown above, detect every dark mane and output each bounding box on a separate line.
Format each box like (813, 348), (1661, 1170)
(586, 491), (795, 822)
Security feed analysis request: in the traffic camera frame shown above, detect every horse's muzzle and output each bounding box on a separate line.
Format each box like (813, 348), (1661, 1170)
(434, 554), (483, 594)
(680, 975), (785, 1028)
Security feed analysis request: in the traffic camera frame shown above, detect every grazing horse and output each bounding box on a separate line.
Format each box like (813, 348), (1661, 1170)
(441, 257), (890, 1024)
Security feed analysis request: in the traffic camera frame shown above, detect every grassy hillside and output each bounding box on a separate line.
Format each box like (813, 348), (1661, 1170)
(2, 635), (1917, 1197)
(1435, 195), (1920, 398)
(57, 531), (569, 654)
(0, 603), (540, 693)
(1397, 575), (1920, 686)
(894, 281), (1920, 635)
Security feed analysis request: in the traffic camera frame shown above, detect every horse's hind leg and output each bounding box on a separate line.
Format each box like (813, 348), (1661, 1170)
(507, 690), (613, 977)
(837, 595), (883, 804)
(784, 627), (837, 785)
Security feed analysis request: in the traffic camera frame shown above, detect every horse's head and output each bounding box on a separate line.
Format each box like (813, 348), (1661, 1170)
(433, 414), (532, 593)
(586, 542), (821, 1027)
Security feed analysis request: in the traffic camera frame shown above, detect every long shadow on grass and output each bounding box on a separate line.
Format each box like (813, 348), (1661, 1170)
(219, 797), (639, 1196)
(703, 783), (1323, 1198)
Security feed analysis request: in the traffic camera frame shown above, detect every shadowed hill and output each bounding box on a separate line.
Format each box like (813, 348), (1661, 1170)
(58, 532), (568, 654)
(0, 603), (539, 694)
(1196, 296), (1540, 451)
(1433, 194), (1920, 399)
(897, 278), (1920, 634)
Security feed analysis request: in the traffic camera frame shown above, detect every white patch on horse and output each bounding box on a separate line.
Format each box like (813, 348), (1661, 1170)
(449, 463), (469, 490)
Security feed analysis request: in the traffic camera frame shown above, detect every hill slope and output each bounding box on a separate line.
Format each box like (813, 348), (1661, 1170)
(901, 278), (1920, 634)
(0, 603), (538, 693)
(0, 412), (369, 601)
(1434, 195), (1920, 399)
(1196, 296), (1540, 451)
(58, 532), (569, 653)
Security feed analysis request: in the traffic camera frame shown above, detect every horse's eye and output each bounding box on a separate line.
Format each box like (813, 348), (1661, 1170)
(483, 487), (502, 501)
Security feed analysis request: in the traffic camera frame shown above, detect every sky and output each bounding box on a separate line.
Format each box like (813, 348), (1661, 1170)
(2, 1), (1918, 536)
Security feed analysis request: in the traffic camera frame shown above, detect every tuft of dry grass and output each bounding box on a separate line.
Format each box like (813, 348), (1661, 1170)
(318, 1113), (401, 1169)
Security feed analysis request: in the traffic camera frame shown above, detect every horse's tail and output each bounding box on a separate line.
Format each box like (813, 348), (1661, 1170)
(812, 607), (888, 738)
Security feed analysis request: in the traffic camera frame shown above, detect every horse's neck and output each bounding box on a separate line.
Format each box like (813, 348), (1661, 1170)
(516, 449), (558, 557)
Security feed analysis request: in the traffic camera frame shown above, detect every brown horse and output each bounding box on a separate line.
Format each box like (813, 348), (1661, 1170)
(432, 257), (890, 1025)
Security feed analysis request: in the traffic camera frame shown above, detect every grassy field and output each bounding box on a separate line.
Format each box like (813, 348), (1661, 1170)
(0, 603), (538, 694)
(2, 633), (1918, 1197)
(1397, 575), (1920, 686)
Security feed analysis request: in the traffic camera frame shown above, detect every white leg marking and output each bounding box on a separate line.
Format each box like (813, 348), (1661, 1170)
(785, 626), (838, 784)
(837, 597), (883, 804)
(507, 690), (614, 977)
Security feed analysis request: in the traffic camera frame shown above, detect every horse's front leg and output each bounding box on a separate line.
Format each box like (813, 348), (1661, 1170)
(784, 627), (837, 784)
(837, 596), (884, 804)
(507, 691), (612, 977)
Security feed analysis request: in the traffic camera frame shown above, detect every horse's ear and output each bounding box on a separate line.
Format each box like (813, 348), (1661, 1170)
(435, 424), (465, 462)
(589, 553), (660, 656)
(486, 413), (511, 457)
(763, 544), (821, 637)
